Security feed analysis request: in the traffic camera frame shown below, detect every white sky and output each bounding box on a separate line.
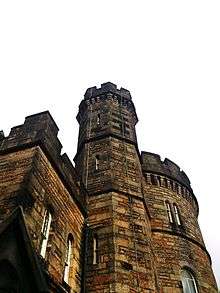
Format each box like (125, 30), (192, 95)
(0, 0), (219, 288)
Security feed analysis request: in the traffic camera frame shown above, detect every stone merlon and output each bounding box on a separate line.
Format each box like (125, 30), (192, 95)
(141, 151), (192, 191)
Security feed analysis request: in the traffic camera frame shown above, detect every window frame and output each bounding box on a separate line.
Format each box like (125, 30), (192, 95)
(173, 203), (182, 226)
(40, 209), (52, 258)
(93, 234), (99, 265)
(165, 201), (174, 223)
(63, 235), (73, 284)
(181, 268), (199, 293)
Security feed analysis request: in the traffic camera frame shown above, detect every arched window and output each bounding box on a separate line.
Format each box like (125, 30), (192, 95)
(181, 268), (198, 293)
(165, 201), (173, 223)
(95, 155), (100, 171)
(93, 235), (98, 265)
(173, 203), (181, 226)
(40, 209), (52, 258)
(63, 235), (73, 284)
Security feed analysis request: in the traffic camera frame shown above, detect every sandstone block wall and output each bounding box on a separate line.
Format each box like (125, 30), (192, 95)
(0, 112), (87, 292)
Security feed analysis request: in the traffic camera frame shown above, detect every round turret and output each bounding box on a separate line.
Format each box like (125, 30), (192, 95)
(141, 151), (217, 292)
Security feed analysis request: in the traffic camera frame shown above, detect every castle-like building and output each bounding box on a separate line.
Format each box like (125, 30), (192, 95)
(0, 82), (217, 292)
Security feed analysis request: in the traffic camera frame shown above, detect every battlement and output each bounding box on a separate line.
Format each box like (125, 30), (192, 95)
(0, 111), (87, 215)
(141, 151), (192, 190)
(0, 111), (61, 158)
(84, 82), (132, 100)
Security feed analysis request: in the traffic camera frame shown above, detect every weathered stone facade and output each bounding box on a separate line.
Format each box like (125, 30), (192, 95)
(0, 112), (87, 292)
(0, 82), (217, 292)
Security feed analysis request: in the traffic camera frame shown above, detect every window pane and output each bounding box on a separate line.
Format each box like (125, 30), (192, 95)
(40, 210), (52, 258)
(166, 202), (173, 223)
(64, 238), (73, 283)
(173, 204), (181, 226)
(181, 269), (198, 293)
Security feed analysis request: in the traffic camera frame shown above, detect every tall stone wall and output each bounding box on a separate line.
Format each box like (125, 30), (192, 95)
(0, 112), (87, 292)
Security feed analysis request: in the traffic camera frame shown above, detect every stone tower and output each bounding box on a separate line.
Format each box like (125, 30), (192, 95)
(75, 82), (217, 293)
(75, 82), (157, 292)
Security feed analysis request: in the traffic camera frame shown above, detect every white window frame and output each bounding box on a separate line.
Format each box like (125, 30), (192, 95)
(181, 269), (198, 293)
(93, 235), (98, 265)
(64, 237), (73, 284)
(40, 209), (52, 258)
(165, 201), (174, 223)
(173, 203), (181, 226)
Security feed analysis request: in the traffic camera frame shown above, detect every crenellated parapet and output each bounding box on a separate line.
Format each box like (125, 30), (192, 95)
(75, 83), (139, 158)
(77, 82), (138, 124)
(0, 111), (87, 215)
(0, 111), (61, 158)
(141, 151), (199, 214)
(84, 82), (132, 100)
(141, 151), (191, 189)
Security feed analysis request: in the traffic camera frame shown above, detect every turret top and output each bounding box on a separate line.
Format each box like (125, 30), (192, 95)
(84, 82), (132, 100)
(141, 151), (192, 191)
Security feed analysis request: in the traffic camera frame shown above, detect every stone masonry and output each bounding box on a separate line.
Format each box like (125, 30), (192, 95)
(0, 82), (217, 292)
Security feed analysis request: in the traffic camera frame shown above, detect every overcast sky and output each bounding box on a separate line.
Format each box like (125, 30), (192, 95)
(0, 0), (219, 287)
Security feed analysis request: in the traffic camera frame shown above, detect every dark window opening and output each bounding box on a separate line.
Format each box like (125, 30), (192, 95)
(150, 174), (157, 185)
(157, 176), (161, 186)
(121, 261), (133, 271)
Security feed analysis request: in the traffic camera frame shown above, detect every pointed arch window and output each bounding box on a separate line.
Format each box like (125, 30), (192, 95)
(173, 203), (181, 226)
(181, 268), (198, 293)
(40, 209), (52, 258)
(64, 235), (73, 284)
(165, 201), (174, 223)
(93, 234), (98, 265)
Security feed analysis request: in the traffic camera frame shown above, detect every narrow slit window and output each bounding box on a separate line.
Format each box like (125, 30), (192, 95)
(173, 203), (181, 226)
(175, 183), (179, 192)
(93, 235), (98, 264)
(170, 180), (174, 190)
(40, 209), (52, 258)
(95, 155), (100, 171)
(164, 178), (168, 188)
(150, 174), (157, 185)
(165, 202), (173, 223)
(64, 236), (73, 284)
(97, 114), (101, 125)
(157, 176), (161, 186)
